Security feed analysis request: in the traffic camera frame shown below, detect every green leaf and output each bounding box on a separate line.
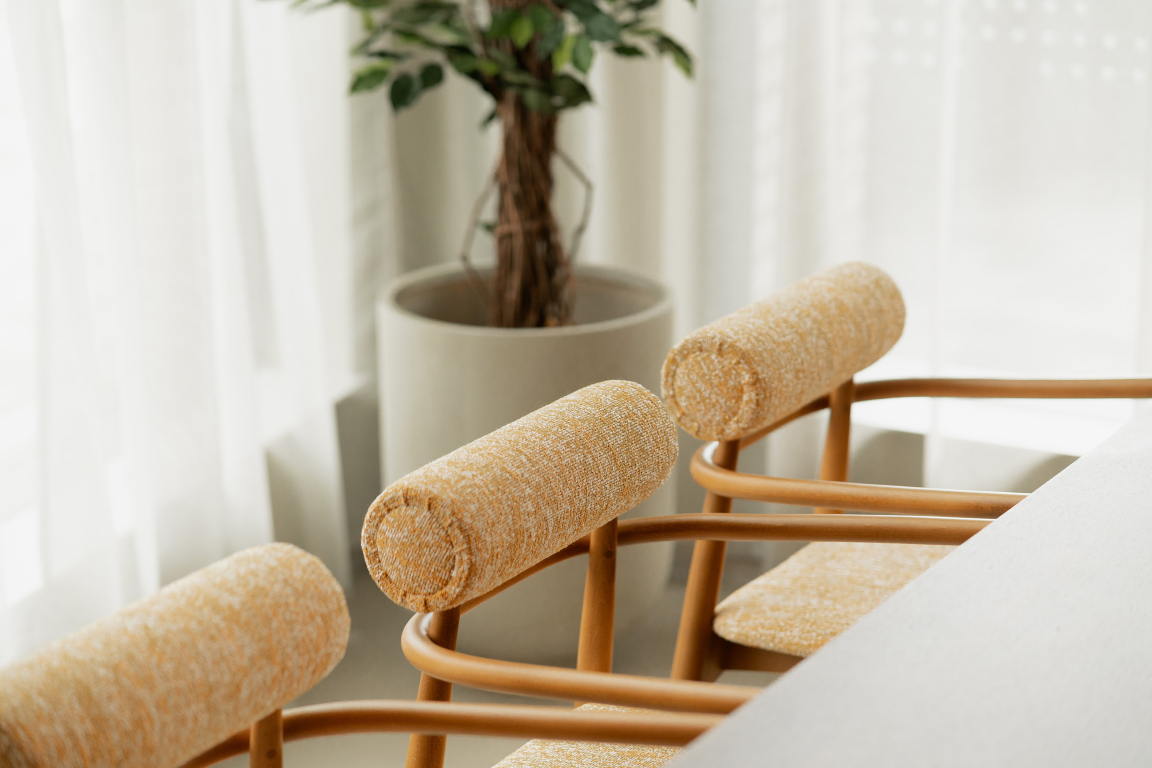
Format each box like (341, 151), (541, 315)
(487, 48), (519, 71)
(348, 0), (389, 8)
(552, 34), (576, 70)
(393, 29), (436, 46)
(566, 0), (621, 42)
(612, 44), (645, 57)
(518, 88), (555, 113)
(581, 12), (621, 42)
(510, 15), (535, 48)
(480, 109), (498, 128)
(486, 8), (518, 39)
(655, 33), (693, 76)
(390, 73), (420, 110)
(419, 63), (444, 88)
(536, 15), (566, 58)
(447, 51), (480, 74)
(572, 34), (594, 73)
(551, 73), (592, 108)
(528, 5), (557, 34)
(393, 8), (433, 23)
(391, 4), (442, 24)
(350, 61), (392, 93)
(423, 22), (472, 45)
(564, 0), (599, 20)
(351, 26), (386, 55)
(367, 49), (407, 60)
(501, 69), (540, 87)
(477, 58), (501, 76)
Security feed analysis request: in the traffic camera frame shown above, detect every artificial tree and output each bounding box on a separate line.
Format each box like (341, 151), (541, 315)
(301, 0), (693, 327)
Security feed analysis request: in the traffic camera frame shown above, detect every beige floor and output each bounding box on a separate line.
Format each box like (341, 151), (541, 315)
(222, 557), (777, 768)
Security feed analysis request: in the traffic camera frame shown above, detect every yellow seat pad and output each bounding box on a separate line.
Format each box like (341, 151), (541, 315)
(492, 705), (680, 768)
(714, 542), (954, 658)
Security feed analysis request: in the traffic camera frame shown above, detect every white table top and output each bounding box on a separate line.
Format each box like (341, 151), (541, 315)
(671, 410), (1152, 767)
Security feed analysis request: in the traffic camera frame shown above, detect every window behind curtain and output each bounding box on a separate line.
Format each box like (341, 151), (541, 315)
(840, 0), (1152, 455)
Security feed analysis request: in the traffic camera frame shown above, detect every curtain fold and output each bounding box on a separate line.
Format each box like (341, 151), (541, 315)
(0, 0), (354, 664)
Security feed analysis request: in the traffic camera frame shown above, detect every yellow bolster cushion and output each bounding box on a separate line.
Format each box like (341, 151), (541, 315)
(0, 543), (349, 768)
(662, 261), (905, 441)
(362, 380), (679, 613)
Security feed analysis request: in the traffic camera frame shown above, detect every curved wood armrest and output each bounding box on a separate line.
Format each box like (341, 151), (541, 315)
(855, 377), (1152, 402)
(182, 701), (722, 768)
(616, 513), (987, 548)
(460, 511), (988, 614)
(402, 614), (757, 715)
(738, 377), (1152, 449)
(693, 444), (1024, 518)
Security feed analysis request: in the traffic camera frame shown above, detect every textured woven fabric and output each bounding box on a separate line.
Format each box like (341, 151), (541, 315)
(363, 380), (678, 612)
(713, 542), (953, 658)
(661, 262), (905, 440)
(0, 543), (349, 768)
(492, 705), (681, 768)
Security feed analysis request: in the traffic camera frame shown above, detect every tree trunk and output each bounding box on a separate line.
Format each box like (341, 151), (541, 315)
(491, 93), (571, 328)
(486, 0), (571, 328)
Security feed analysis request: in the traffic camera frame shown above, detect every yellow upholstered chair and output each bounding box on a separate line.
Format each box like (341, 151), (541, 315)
(362, 379), (994, 768)
(362, 379), (743, 768)
(0, 540), (718, 768)
(0, 542), (349, 768)
(662, 261), (1152, 681)
(3, 378), (988, 768)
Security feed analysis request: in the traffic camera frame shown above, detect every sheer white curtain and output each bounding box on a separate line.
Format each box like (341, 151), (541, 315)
(0, 0), (358, 664)
(697, 0), (1152, 482)
(7, 0), (1152, 662)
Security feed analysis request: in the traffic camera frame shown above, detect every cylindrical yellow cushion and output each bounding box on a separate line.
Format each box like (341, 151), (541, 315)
(0, 543), (349, 768)
(662, 262), (905, 441)
(363, 380), (678, 613)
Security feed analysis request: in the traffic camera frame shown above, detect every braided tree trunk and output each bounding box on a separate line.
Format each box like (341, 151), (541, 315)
(489, 2), (571, 327)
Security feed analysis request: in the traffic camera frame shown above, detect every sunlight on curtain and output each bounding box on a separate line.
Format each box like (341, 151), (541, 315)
(729, 0), (1152, 459)
(0, 0), (354, 665)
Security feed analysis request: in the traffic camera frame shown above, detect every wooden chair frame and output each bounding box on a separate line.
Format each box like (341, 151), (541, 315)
(183, 506), (941, 768)
(182, 701), (721, 768)
(395, 496), (988, 767)
(186, 377), (1149, 768)
(669, 376), (1152, 682)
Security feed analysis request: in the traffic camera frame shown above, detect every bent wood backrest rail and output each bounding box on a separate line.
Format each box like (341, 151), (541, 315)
(360, 380), (679, 614)
(660, 261), (1152, 682)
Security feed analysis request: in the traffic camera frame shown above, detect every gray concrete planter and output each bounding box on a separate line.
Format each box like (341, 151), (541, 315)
(377, 262), (674, 663)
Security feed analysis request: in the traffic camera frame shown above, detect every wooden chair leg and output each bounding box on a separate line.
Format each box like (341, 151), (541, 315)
(815, 378), (854, 514)
(250, 709), (282, 768)
(578, 519), (618, 675)
(671, 440), (741, 681)
(575, 519), (618, 706)
(405, 609), (461, 768)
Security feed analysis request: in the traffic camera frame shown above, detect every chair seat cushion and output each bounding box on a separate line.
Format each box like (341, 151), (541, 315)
(492, 705), (680, 768)
(714, 542), (955, 658)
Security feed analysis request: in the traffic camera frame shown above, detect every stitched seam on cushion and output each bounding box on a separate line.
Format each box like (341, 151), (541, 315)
(662, 336), (764, 441)
(662, 263), (904, 441)
(363, 490), (472, 612)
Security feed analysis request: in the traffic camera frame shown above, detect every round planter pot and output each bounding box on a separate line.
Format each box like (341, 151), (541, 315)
(377, 262), (674, 664)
